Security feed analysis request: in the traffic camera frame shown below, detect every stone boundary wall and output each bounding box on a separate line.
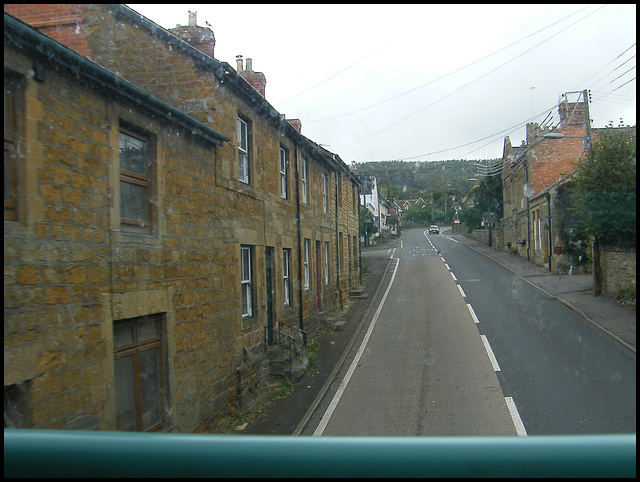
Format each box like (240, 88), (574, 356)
(601, 246), (636, 297)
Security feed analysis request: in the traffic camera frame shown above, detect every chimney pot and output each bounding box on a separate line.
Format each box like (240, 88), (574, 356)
(188, 11), (197, 27)
(246, 58), (253, 72)
(236, 55), (243, 72)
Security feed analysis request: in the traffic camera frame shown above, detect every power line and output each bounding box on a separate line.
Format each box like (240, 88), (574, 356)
(592, 77), (636, 106)
(335, 5), (606, 153)
(273, 42), (393, 105)
(571, 43), (635, 91)
(360, 104), (558, 163)
(306, 4), (596, 124)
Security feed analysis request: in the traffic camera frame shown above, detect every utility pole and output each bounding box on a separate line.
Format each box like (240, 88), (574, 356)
(583, 89), (601, 296)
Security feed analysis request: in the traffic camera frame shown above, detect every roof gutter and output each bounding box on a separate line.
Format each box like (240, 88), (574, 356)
(4, 13), (230, 147)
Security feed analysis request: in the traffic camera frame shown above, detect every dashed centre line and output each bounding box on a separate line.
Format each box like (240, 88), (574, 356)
(457, 284), (466, 298)
(466, 303), (480, 324)
(433, 234), (527, 437)
(481, 334), (501, 372)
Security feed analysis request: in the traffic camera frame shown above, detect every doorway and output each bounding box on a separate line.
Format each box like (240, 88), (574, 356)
(315, 241), (321, 310)
(265, 247), (274, 344)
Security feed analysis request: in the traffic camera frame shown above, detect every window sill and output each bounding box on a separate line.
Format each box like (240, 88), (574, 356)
(118, 229), (160, 245)
(241, 315), (259, 331)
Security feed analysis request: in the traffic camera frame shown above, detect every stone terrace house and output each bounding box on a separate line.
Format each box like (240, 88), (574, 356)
(4, 5), (360, 433)
(501, 93), (598, 272)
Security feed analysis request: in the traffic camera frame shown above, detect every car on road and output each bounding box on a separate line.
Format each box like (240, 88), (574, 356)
(429, 225), (440, 234)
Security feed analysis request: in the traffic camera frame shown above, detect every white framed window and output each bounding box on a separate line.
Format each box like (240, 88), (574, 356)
(324, 241), (330, 285)
(283, 248), (291, 306)
(280, 147), (288, 199)
(322, 173), (328, 213)
(238, 117), (249, 184)
(241, 246), (253, 317)
(301, 157), (308, 204)
(532, 209), (540, 250)
(303, 239), (310, 290)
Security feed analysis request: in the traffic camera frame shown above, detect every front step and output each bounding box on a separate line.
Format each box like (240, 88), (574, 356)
(350, 286), (368, 299)
(269, 357), (309, 379)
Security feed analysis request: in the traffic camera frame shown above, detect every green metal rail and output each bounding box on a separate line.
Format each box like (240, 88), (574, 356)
(3, 429), (635, 477)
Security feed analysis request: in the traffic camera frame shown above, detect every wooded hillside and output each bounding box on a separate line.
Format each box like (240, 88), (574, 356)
(356, 159), (494, 200)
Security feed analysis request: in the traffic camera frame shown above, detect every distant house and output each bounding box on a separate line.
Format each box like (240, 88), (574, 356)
(378, 197), (397, 234)
(358, 169), (380, 226)
(396, 198), (427, 210)
(356, 167), (398, 237)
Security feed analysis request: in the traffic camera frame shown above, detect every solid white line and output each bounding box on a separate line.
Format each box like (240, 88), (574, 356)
(457, 284), (466, 298)
(466, 303), (480, 324)
(505, 396), (528, 436)
(481, 334), (501, 371)
(313, 259), (400, 436)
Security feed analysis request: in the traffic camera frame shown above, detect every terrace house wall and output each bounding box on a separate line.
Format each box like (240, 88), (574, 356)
(4, 5), (360, 433)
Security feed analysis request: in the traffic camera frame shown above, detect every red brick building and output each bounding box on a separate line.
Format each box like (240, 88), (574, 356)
(502, 92), (594, 271)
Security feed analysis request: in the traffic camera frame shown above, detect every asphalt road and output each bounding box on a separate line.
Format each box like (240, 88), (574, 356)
(430, 228), (636, 435)
(301, 227), (635, 436)
(307, 228), (518, 436)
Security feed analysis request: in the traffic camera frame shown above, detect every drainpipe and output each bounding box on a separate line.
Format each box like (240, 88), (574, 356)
(547, 192), (553, 271)
(525, 156), (531, 261)
(335, 169), (343, 311)
(294, 145), (304, 337)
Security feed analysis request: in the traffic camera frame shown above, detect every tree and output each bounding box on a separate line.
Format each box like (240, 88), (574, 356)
(359, 206), (377, 245)
(566, 126), (636, 295)
(459, 174), (503, 232)
(566, 127), (636, 248)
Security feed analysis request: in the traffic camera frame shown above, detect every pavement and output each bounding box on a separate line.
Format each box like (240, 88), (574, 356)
(232, 230), (636, 436)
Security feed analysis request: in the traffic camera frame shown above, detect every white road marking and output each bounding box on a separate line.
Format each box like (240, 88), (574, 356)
(466, 303), (480, 324)
(457, 284), (466, 298)
(481, 334), (501, 371)
(505, 396), (528, 436)
(313, 259), (400, 436)
(428, 237), (525, 437)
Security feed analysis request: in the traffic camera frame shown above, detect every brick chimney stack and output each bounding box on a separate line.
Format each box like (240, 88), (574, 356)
(559, 101), (587, 127)
(169, 11), (215, 58)
(287, 118), (302, 133)
(238, 57), (267, 98)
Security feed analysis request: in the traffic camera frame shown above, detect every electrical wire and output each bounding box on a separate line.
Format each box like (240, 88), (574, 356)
(335, 5), (606, 153)
(571, 43), (635, 91)
(305, 4), (596, 124)
(360, 104), (558, 163)
(273, 42), (393, 105)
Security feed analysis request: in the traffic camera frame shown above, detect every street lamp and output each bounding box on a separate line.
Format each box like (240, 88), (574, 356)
(543, 132), (591, 150)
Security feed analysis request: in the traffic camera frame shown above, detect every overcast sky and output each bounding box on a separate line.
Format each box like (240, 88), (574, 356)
(126, 4), (636, 164)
